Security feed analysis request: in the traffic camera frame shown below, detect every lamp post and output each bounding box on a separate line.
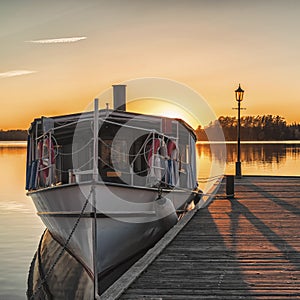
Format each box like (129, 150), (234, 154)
(235, 84), (244, 177)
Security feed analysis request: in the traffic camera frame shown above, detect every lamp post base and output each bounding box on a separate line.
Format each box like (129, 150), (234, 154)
(235, 161), (242, 177)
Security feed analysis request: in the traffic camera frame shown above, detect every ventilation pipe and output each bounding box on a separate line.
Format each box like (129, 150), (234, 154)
(113, 84), (126, 111)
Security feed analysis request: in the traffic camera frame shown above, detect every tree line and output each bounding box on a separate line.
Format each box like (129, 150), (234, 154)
(0, 130), (27, 141)
(195, 115), (300, 141)
(1, 115), (300, 141)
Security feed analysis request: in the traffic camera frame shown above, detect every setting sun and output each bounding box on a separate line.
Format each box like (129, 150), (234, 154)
(126, 98), (200, 129)
(1, 2), (300, 300)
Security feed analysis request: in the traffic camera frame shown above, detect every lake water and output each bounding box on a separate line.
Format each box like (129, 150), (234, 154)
(0, 143), (44, 300)
(0, 141), (300, 299)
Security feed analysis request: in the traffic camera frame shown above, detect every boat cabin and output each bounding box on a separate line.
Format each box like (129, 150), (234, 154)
(26, 107), (197, 192)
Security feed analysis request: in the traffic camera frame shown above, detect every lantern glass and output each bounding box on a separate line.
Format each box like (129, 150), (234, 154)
(235, 84), (244, 102)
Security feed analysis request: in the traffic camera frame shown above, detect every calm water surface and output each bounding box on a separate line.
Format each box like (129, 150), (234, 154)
(0, 143), (44, 300)
(0, 141), (299, 299)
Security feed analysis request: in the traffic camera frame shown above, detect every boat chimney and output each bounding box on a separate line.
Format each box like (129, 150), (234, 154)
(113, 84), (126, 111)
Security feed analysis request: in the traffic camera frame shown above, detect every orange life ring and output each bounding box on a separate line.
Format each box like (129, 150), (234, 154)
(38, 136), (55, 186)
(167, 139), (177, 158)
(166, 139), (180, 186)
(147, 138), (161, 167)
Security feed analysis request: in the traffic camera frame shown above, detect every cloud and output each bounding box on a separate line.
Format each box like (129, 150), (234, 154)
(0, 70), (37, 79)
(26, 37), (87, 44)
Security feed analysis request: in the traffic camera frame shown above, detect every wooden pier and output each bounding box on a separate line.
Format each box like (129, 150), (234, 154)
(102, 176), (300, 299)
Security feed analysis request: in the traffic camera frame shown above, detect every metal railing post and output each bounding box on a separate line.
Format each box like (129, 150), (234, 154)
(92, 99), (100, 299)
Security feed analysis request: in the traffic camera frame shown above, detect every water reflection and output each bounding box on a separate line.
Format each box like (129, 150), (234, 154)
(0, 145), (44, 300)
(196, 142), (300, 176)
(227, 143), (300, 165)
(1, 142), (300, 299)
(27, 230), (94, 299)
(0, 147), (28, 201)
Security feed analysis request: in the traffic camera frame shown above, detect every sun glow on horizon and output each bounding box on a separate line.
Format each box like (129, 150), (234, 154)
(126, 98), (201, 129)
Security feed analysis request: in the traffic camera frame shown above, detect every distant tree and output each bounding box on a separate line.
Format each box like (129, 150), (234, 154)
(195, 125), (208, 141)
(0, 130), (27, 141)
(196, 115), (300, 141)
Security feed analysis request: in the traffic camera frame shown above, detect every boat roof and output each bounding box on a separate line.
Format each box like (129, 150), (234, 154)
(30, 109), (196, 140)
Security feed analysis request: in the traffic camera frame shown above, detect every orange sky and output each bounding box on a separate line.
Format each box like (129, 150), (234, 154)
(1, 1), (300, 129)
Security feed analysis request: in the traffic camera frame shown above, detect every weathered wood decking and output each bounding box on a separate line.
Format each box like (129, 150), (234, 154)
(103, 176), (300, 299)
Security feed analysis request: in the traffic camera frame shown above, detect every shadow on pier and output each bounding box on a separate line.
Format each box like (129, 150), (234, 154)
(27, 176), (300, 299)
(115, 176), (300, 299)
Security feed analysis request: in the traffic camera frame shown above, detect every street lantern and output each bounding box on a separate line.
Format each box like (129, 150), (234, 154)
(235, 84), (244, 102)
(235, 84), (245, 177)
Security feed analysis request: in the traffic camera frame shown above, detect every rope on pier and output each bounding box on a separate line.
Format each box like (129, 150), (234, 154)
(197, 174), (223, 183)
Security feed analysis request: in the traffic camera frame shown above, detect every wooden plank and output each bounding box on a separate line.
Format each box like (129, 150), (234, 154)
(100, 208), (198, 300)
(107, 176), (300, 299)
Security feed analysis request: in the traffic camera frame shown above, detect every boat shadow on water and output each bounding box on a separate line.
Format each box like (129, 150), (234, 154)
(27, 229), (150, 299)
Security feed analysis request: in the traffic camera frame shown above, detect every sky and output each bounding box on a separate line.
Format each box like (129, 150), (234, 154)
(0, 0), (300, 129)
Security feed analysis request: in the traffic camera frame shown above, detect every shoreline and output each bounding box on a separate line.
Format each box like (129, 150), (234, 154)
(1, 140), (300, 147)
(0, 141), (27, 147)
(196, 140), (300, 144)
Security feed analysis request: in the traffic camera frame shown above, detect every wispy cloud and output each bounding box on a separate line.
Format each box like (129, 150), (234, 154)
(26, 36), (87, 44)
(0, 70), (37, 79)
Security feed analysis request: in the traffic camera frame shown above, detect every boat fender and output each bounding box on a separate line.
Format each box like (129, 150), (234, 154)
(154, 196), (178, 228)
(28, 160), (39, 190)
(154, 196), (176, 219)
(186, 190), (203, 206)
(186, 192), (196, 205)
(193, 190), (203, 206)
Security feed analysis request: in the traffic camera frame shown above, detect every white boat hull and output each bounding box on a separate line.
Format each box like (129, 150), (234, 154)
(29, 182), (191, 276)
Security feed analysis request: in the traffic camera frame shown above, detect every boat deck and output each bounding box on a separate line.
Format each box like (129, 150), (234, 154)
(102, 176), (300, 299)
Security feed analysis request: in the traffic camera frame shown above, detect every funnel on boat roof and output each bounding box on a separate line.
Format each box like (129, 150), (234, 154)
(113, 84), (126, 111)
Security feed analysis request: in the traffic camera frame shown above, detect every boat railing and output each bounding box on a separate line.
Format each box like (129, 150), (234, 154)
(28, 130), (62, 189)
(30, 137), (194, 190)
(27, 112), (194, 190)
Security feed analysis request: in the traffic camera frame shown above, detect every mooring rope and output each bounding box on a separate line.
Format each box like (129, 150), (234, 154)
(29, 186), (94, 300)
(197, 174), (223, 183)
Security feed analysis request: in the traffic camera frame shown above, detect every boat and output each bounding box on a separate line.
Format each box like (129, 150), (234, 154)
(26, 85), (202, 298)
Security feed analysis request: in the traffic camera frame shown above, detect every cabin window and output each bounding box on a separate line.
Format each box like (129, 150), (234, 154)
(111, 140), (128, 171)
(99, 139), (112, 168)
